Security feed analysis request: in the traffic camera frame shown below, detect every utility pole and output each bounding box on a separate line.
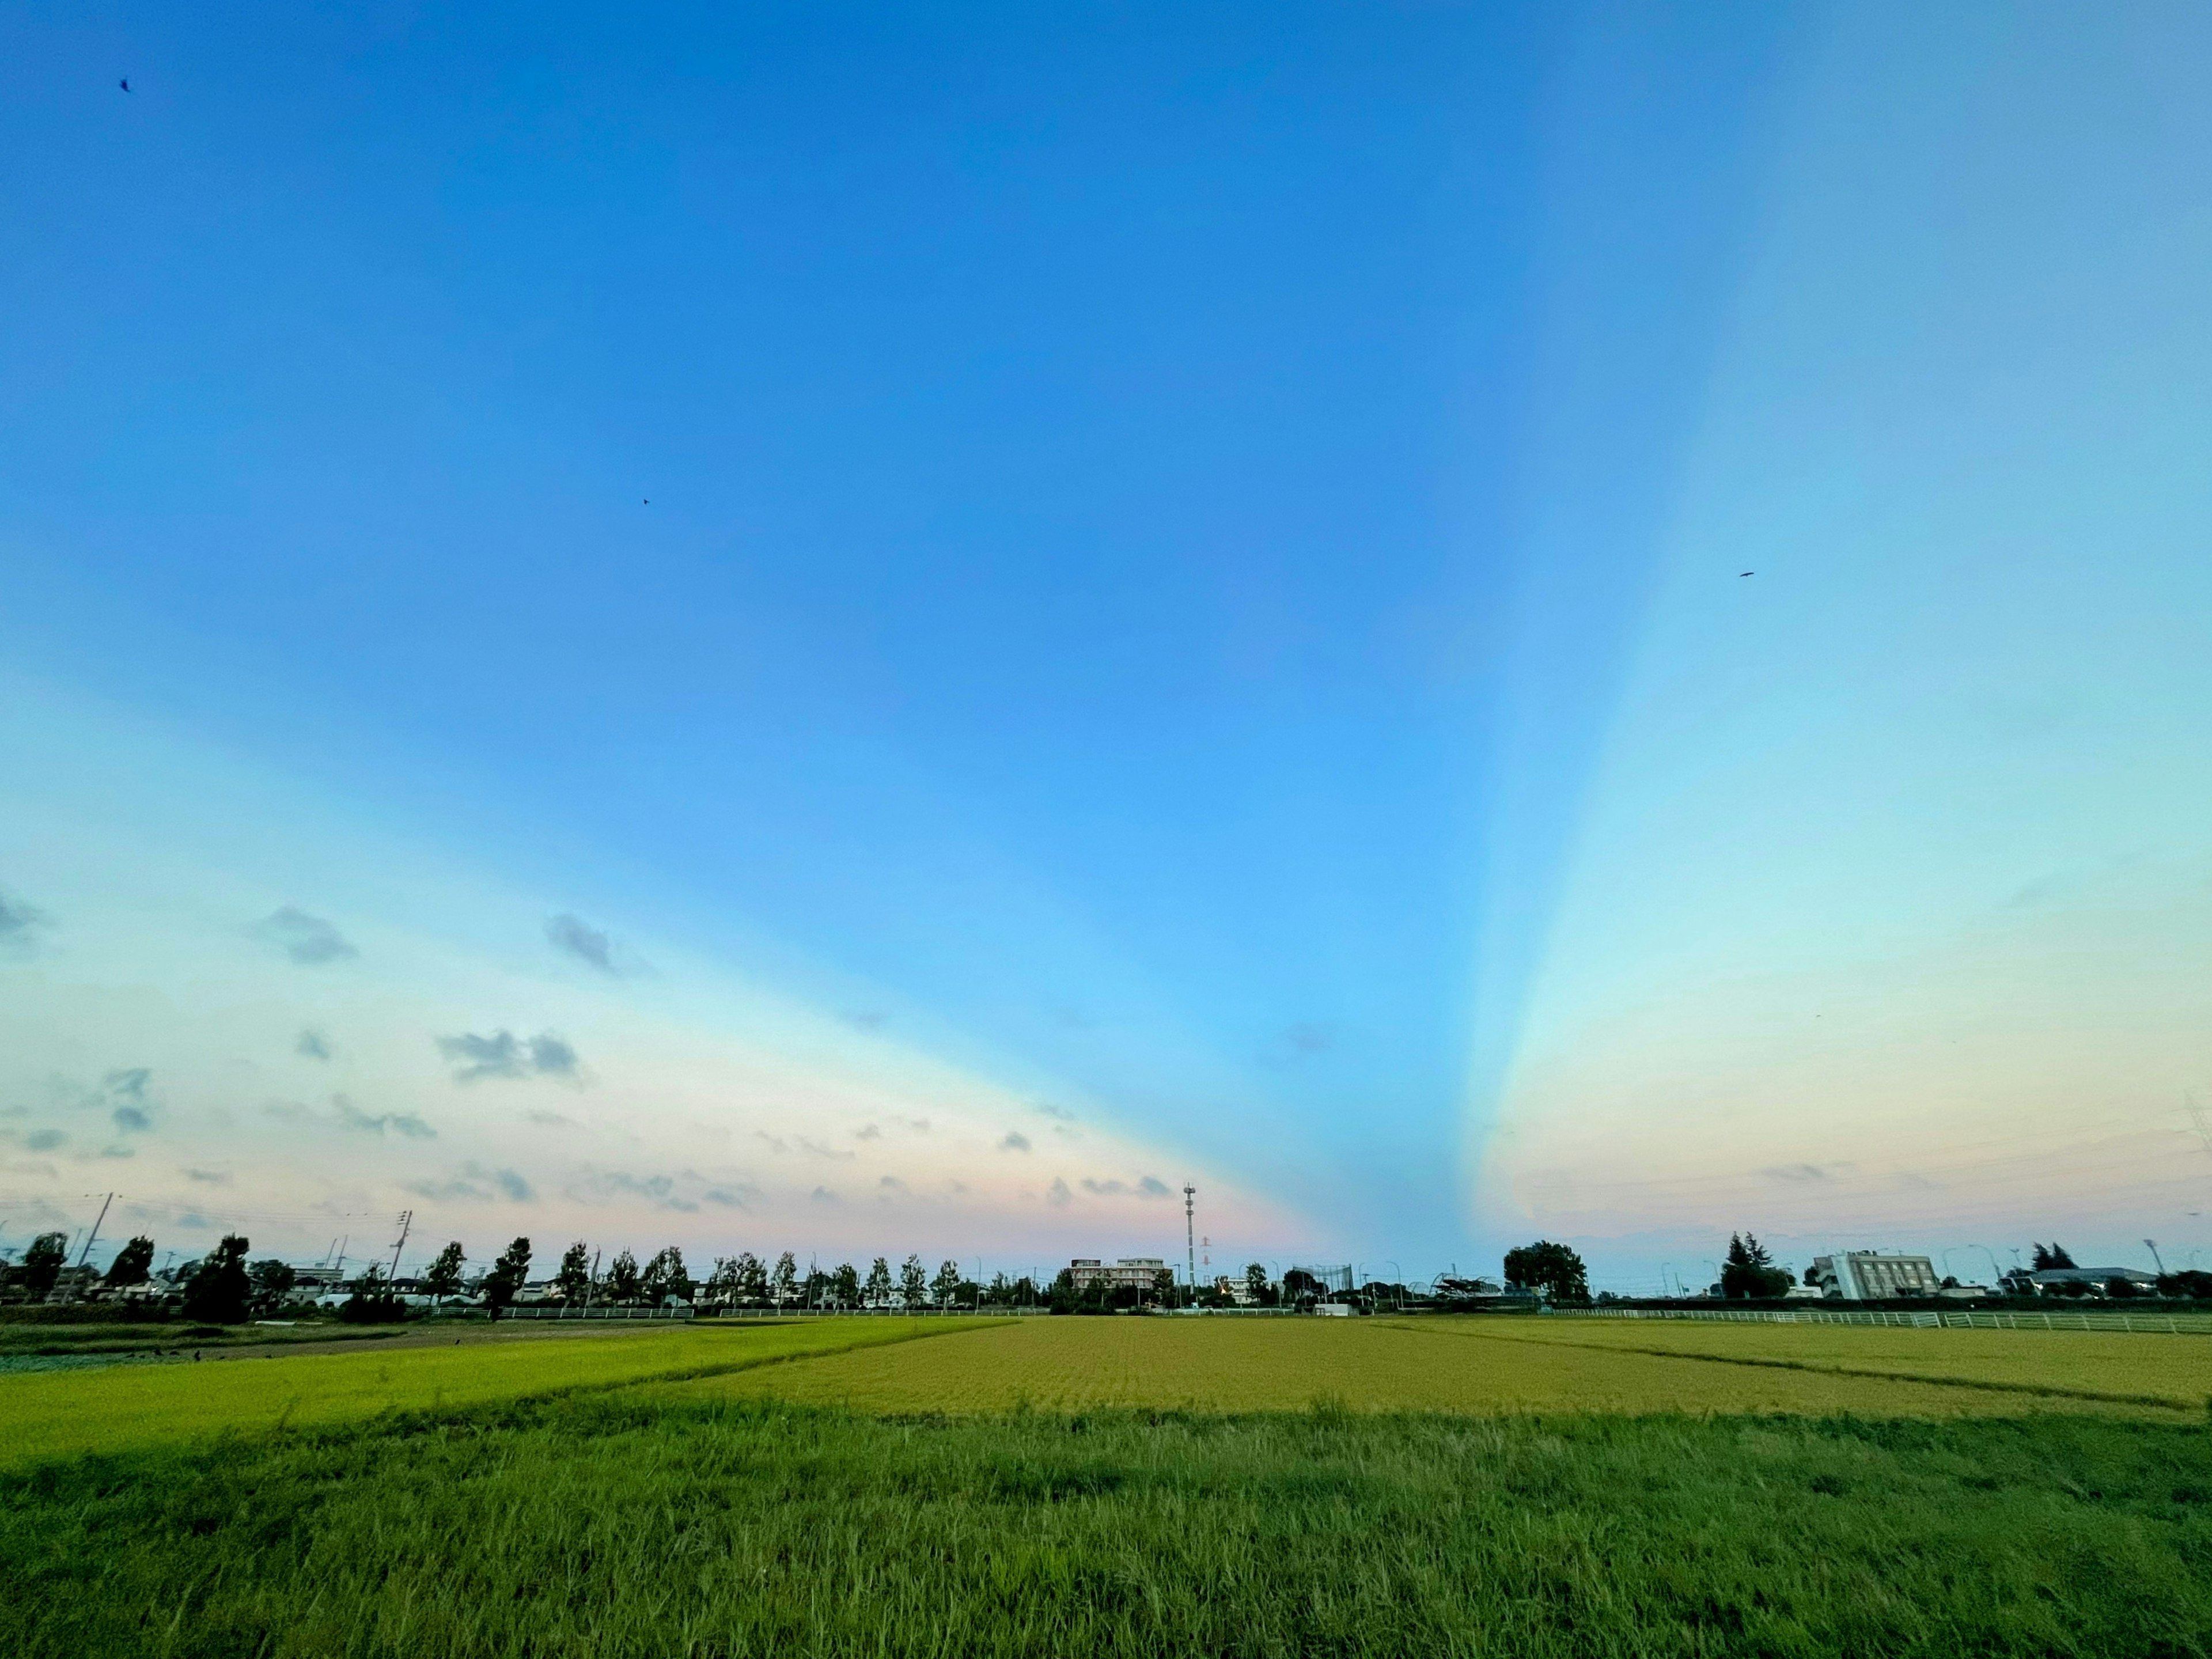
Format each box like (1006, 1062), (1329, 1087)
(64, 1192), (114, 1304)
(1183, 1184), (1196, 1302)
(387, 1210), (413, 1283)
(585, 1246), (601, 1310)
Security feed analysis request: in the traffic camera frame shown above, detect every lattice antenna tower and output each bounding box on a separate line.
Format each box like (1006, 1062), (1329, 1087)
(1183, 1184), (1197, 1291)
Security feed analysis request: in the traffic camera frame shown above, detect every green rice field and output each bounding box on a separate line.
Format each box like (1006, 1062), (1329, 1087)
(5, 1313), (2210, 1656)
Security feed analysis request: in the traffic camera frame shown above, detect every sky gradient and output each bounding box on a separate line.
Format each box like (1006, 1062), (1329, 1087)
(4, 4), (2209, 1290)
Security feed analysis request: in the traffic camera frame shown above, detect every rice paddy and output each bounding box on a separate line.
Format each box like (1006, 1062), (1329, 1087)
(652, 1310), (2212, 1419)
(7, 1313), (2210, 1655)
(0, 1316), (997, 1469)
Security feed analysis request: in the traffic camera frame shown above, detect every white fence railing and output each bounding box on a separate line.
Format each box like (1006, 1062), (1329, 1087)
(1570, 1306), (2212, 1336)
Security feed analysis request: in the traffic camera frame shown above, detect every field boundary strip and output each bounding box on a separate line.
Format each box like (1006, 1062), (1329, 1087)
(1378, 1320), (2202, 1413)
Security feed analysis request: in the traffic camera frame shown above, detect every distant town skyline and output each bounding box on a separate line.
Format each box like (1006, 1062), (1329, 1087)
(4, 5), (2210, 1286)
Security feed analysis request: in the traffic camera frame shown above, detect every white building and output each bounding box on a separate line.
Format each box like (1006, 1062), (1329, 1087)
(1067, 1257), (1168, 1293)
(1808, 1252), (1940, 1300)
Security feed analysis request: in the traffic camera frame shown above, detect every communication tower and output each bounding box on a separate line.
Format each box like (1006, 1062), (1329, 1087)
(1183, 1184), (1197, 1291)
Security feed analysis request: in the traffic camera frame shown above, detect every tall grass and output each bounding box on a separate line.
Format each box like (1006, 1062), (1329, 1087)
(6, 1394), (2209, 1657)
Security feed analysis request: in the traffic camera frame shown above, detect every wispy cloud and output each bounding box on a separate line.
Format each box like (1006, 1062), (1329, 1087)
(840, 1009), (889, 1031)
(1047, 1176), (1071, 1208)
(296, 1028), (334, 1062)
(546, 913), (618, 974)
(1080, 1174), (1174, 1200)
(252, 906), (357, 966)
(854, 1124), (882, 1141)
(1760, 1161), (1855, 1184)
(878, 1175), (908, 1194)
(1281, 1021), (1334, 1056)
(104, 1068), (150, 1103)
(528, 1033), (579, 1077)
(184, 1167), (231, 1185)
(0, 887), (51, 953)
(810, 1185), (839, 1203)
(435, 1029), (582, 1084)
(400, 1160), (529, 1203)
(999, 1131), (1032, 1153)
(571, 1169), (704, 1211)
(334, 1095), (437, 1139)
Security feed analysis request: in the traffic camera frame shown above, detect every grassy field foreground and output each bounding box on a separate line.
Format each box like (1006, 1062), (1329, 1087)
(7, 1316), (2211, 1655)
(6, 1392), (2210, 1657)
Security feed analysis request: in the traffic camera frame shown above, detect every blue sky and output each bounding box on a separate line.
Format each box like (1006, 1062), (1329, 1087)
(4, 5), (2209, 1288)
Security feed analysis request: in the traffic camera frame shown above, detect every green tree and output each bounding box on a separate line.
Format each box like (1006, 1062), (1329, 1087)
(605, 1248), (641, 1304)
(736, 1251), (768, 1304)
(641, 1245), (691, 1304)
(105, 1234), (156, 1287)
(831, 1261), (860, 1307)
(704, 1255), (739, 1304)
(19, 1232), (68, 1300)
(2032, 1243), (2077, 1271)
(483, 1236), (532, 1314)
(1503, 1240), (1589, 1304)
(553, 1241), (590, 1304)
(249, 1258), (297, 1312)
(425, 1241), (468, 1301)
(1721, 1233), (1793, 1300)
(1152, 1267), (1177, 1307)
(772, 1251), (798, 1306)
(1244, 1262), (1268, 1304)
(931, 1259), (963, 1308)
(184, 1234), (252, 1323)
(863, 1257), (893, 1307)
(1047, 1267), (1080, 1314)
(662, 1247), (694, 1304)
(899, 1253), (927, 1309)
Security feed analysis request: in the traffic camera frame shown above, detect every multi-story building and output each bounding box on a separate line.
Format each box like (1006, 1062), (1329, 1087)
(1807, 1252), (1940, 1300)
(1067, 1257), (1169, 1293)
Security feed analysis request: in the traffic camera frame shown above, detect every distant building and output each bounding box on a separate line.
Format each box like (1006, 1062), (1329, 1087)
(1067, 1257), (1169, 1293)
(1808, 1252), (1941, 1300)
(2026, 1267), (2159, 1294)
